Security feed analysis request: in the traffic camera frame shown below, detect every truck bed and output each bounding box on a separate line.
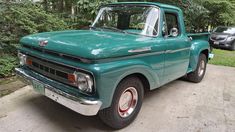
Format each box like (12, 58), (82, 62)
(187, 32), (210, 41)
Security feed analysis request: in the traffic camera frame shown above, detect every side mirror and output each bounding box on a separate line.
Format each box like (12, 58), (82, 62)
(169, 28), (179, 37)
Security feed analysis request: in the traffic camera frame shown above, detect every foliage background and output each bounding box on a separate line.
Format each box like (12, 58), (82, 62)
(0, 1), (68, 77)
(0, 0), (235, 77)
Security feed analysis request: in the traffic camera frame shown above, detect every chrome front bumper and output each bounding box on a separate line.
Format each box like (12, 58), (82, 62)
(15, 68), (102, 116)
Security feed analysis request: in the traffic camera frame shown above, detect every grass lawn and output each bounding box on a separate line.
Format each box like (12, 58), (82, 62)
(209, 49), (235, 67)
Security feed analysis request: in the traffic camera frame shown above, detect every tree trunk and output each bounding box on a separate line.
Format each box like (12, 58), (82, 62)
(60, 0), (64, 13)
(43, 0), (48, 12)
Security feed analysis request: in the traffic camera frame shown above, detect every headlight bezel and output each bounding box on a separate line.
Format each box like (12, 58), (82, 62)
(18, 52), (27, 66)
(73, 71), (95, 94)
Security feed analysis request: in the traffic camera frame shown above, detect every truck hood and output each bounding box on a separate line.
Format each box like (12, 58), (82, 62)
(20, 30), (154, 60)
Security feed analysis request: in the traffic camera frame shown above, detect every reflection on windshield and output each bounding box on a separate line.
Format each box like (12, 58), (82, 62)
(92, 6), (159, 37)
(214, 27), (235, 34)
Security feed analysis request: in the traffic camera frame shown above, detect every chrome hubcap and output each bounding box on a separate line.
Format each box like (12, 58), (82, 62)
(118, 87), (138, 118)
(198, 60), (205, 77)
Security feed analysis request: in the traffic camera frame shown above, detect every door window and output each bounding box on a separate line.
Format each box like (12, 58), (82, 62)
(163, 12), (180, 37)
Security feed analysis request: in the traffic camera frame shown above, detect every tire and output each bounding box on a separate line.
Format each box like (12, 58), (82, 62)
(99, 76), (144, 129)
(186, 53), (207, 83)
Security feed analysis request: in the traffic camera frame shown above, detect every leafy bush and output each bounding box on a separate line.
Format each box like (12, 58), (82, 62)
(0, 2), (68, 53)
(75, 0), (117, 26)
(0, 55), (17, 77)
(0, 2), (69, 77)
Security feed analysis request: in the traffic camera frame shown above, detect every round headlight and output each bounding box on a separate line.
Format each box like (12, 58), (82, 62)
(76, 72), (94, 93)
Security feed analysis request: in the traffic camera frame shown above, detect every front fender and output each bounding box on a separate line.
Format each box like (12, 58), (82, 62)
(189, 40), (209, 71)
(92, 59), (160, 109)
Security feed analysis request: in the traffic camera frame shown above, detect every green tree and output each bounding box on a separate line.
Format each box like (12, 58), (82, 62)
(120, 0), (235, 31)
(0, 2), (68, 54)
(203, 0), (235, 27)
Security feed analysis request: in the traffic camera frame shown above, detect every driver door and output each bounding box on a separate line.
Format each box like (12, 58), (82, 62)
(162, 11), (191, 83)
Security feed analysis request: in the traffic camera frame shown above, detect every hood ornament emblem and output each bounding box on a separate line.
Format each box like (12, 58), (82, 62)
(39, 40), (48, 47)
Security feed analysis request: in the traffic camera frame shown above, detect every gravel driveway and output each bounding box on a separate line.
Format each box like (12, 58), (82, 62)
(0, 64), (235, 132)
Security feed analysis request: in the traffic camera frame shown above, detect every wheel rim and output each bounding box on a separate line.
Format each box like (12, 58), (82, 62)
(198, 59), (205, 77)
(118, 87), (138, 118)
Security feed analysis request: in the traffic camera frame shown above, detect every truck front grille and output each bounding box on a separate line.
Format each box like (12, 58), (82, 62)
(31, 61), (68, 79)
(26, 56), (76, 87)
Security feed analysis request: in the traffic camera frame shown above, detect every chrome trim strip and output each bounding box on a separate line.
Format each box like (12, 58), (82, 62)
(165, 47), (190, 54)
(15, 68), (102, 116)
(95, 47), (190, 63)
(128, 47), (152, 53)
(94, 50), (165, 63)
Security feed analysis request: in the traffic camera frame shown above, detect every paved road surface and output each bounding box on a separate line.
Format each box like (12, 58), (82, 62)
(0, 65), (235, 132)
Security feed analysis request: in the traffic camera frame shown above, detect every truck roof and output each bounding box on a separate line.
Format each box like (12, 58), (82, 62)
(107, 2), (181, 11)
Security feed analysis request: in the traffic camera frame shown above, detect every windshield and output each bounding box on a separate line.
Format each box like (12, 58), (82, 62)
(214, 27), (235, 34)
(91, 5), (159, 37)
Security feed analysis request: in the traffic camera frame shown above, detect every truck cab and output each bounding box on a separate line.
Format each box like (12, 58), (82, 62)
(16, 2), (210, 129)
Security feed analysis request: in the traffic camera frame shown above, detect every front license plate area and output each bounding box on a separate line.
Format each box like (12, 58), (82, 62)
(45, 89), (61, 102)
(32, 80), (45, 94)
(214, 41), (219, 45)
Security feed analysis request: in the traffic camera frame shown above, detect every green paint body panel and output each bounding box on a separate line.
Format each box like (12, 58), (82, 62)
(18, 2), (210, 109)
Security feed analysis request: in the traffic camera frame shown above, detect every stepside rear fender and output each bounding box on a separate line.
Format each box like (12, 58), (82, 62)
(188, 40), (209, 72)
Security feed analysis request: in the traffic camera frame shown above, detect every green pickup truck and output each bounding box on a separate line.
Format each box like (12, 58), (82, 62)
(16, 2), (212, 129)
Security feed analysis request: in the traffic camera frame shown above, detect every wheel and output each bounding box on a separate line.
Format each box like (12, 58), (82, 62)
(99, 76), (144, 129)
(186, 53), (207, 83)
